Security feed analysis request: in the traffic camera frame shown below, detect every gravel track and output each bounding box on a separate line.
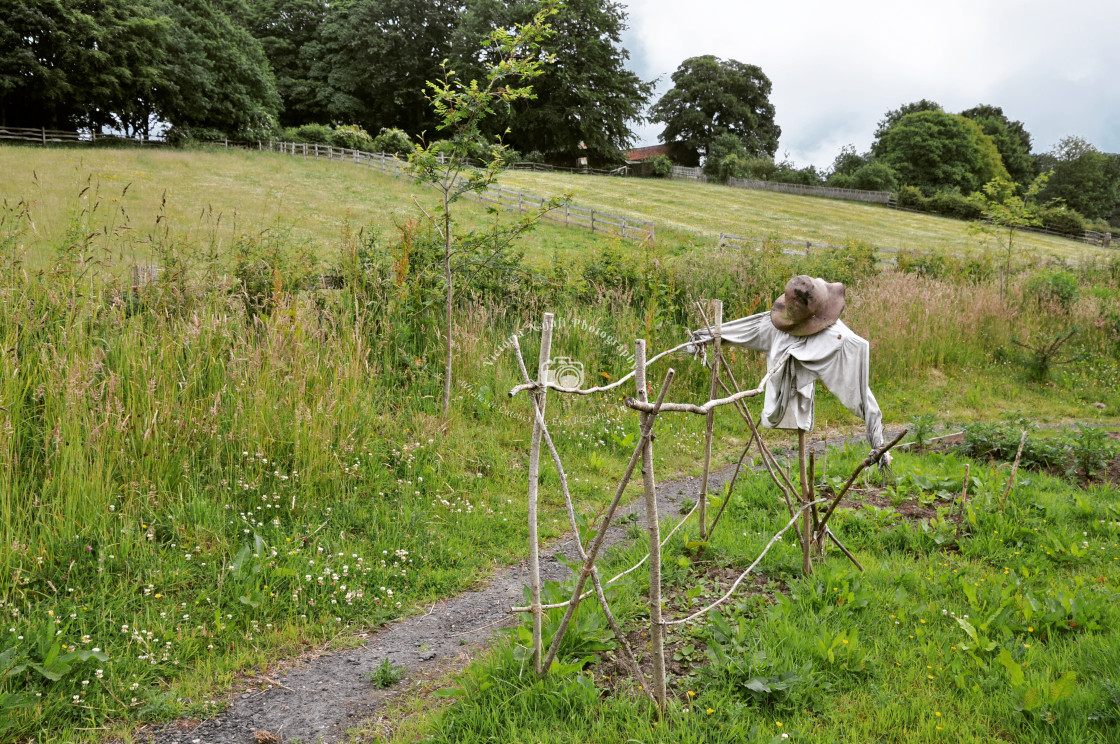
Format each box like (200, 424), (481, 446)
(135, 462), (744, 744)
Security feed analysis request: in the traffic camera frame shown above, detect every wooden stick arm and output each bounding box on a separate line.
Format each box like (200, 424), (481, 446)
(622, 355), (787, 415)
(507, 341), (692, 397)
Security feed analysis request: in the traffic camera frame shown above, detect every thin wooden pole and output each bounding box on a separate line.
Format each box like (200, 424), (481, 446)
(954, 464), (971, 540)
(799, 430), (812, 576)
(636, 339), (666, 711)
(539, 367), (676, 674)
(526, 313), (554, 674)
(509, 338), (657, 706)
(698, 300), (722, 541)
(706, 431), (756, 539)
(998, 431), (1027, 512)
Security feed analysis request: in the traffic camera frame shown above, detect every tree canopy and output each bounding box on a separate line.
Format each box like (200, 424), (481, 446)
(309, 0), (458, 135)
(0, 0), (279, 136)
(650, 55), (780, 166)
(1038, 136), (1120, 221)
(876, 110), (1009, 194)
(450, 0), (652, 164)
(871, 99), (942, 153)
(960, 104), (1035, 187)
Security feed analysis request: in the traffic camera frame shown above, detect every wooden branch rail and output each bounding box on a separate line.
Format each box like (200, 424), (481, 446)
(507, 341), (693, 397)
(508, 307), (885, 712)
(815, 428), (908, 533)
(622, 357), (786, 415)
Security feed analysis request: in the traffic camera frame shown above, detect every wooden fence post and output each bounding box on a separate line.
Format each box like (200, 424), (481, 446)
(590, 210), (596, 233)
(41, 127), (46, 144)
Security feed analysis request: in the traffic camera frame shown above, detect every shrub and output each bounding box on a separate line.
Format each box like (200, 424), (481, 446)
(896, 250), (994, 284)
(704, 133), (755, 183)
(1039, 206), (1086, 237)
(848, 161), (898, 192)
(926, 190), (984, 220)
(770, 164), (824, 186)
(330, 124), (376, 150)
(521, 150), (546, 164)
(290, 123), (334, 145)
(1068, 425), (1118, 481)
(650, 154), (673, 178)
(1025, 270), (1080, 311)
(895, 185), (927, 210)
(371, 127), (414, 155)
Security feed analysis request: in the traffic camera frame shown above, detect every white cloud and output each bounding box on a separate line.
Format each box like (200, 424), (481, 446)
(620, 0), (1120, 167)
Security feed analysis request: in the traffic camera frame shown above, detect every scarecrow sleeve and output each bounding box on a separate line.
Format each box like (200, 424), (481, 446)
(687, 312), (776, 354)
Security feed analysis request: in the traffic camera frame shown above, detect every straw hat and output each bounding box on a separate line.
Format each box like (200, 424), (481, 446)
(770, 275), (846, 337)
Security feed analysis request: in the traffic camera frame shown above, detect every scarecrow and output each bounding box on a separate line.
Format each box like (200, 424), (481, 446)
(687, 275), (891, 467)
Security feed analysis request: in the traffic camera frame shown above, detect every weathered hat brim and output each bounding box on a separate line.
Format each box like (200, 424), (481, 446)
(770, 290), (845, 337)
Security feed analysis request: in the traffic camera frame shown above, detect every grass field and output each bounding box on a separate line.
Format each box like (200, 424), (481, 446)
(0, 145), (605, 272)
(3, 145), (1112, 276)
(496, 169), (1111, 261)
(1, 144), (1118, 742)
(381, 447), (1120, 744)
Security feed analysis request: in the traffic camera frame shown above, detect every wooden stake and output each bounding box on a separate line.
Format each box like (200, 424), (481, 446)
(636, 339), (667, 711)
(998, 431), (1027, 512)
(509, 337), (657, 706)
(706, 431), (756, 539)
(954, 463), (971, 539)
(799, 430), (812, 576)
(817, 429), (908, 532)
(539, 367), (675, 676)
(526, 313), (553, 674)
(698, 300), (722, 540)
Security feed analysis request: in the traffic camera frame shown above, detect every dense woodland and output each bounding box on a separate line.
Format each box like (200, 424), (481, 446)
(2, 0), (1119, 228)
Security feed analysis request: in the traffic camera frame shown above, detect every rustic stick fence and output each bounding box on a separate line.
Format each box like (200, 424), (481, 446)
(507, 306), (904, 712)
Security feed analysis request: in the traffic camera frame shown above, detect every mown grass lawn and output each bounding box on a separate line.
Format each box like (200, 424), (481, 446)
(497, 169), (1110, 261)
(388, 445), (1120, 744)
(3, 145), (1108, 275)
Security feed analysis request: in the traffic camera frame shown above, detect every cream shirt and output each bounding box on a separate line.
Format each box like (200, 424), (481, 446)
(689, 312), (886, 450)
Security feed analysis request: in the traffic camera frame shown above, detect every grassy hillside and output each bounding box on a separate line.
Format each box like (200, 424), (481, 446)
(498, 169), (1108, 261)
(0, 145), (604, 272)
(2, 145), (1109, 275)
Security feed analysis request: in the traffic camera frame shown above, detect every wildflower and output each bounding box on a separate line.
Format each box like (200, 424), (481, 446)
(706, 708), (714, 714)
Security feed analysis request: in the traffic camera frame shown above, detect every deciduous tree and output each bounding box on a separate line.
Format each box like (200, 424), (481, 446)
(961, 104), (1036, 187)
(310, 0), (458, 135)
(408, 0), (562, 417)
(452, 0), (652, 165)
(650, 55), (780, 165)
(1038, 136), (1120, 221)
(241, 0), (327, 127)
(877, 110), (1008, 194)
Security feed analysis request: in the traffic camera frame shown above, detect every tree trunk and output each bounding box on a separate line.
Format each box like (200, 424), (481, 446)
(442, 192), (454, 418)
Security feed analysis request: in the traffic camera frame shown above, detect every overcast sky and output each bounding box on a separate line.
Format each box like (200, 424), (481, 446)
(619, 0), (1120, 168)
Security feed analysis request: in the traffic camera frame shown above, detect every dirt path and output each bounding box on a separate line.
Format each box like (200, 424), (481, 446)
(136, 462), (746, 744)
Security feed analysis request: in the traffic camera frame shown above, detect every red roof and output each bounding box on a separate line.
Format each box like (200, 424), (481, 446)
(625, 144), (670, 161)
